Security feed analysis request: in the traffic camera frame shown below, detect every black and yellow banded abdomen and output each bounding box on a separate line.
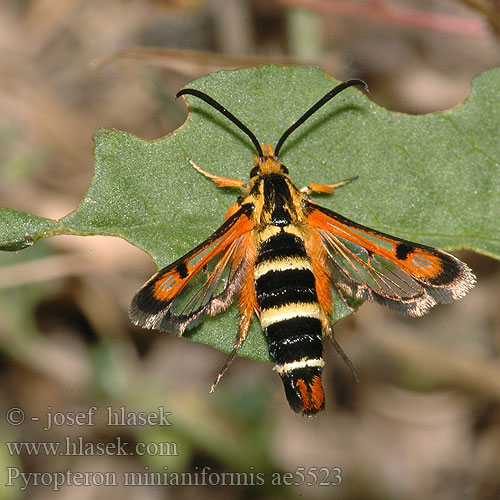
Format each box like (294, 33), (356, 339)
(255, 229), (325, 415)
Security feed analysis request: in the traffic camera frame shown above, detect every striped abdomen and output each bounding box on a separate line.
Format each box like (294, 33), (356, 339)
(254, 229), (325, 415)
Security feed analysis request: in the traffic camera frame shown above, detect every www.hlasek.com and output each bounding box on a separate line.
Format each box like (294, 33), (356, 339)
(5, 436), (177, 457)
(6, 466), (342, 490)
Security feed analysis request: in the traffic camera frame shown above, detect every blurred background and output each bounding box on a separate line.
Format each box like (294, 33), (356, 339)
(1, 0), (500, 499)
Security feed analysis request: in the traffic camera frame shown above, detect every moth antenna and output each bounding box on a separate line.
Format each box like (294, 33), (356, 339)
(176, 88), (264, 158)
(274, 79), (368, 157)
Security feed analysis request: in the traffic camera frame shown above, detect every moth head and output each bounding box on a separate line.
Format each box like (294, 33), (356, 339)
(250, 144), (289, 178)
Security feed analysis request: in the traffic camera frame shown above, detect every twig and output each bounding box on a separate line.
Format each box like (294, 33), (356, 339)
(272, 0), (490, 37)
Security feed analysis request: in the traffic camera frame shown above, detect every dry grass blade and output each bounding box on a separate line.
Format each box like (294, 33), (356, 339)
(93, 47), (300, 76)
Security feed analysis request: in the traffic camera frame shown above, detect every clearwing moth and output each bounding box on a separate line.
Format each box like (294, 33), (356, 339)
(129, 80), (475, 416)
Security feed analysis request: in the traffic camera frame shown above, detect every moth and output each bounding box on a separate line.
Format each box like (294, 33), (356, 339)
(129, 80), (475, 416)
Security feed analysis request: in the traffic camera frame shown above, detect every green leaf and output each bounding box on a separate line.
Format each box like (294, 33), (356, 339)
(1, 65), (499, 362)
(0, 208), (57, 251)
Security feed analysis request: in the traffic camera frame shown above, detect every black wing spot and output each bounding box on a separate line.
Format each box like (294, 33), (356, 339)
(176, 262), (189, 279)
(395, 242), (413, 260)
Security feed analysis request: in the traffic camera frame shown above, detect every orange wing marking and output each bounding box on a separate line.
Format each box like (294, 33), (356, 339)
(153, 215), (253, 302)
(307, 207), (444, 280)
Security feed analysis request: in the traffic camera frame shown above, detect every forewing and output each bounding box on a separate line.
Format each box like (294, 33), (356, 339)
(306, 203), (475, 316)
(129, 204), (255, 333)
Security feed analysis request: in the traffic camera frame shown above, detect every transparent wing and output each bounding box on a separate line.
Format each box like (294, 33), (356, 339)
(306, 203), (475, 316)
(129, 204), (255, 333)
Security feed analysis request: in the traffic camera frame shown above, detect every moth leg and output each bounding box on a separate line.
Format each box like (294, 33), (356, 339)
(210, 307), (252, 393)
(187, 157), (245, 189)
(210, 245), (257, 393)
(323, 317), (359, 382)
(300, 175), (358, 195)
